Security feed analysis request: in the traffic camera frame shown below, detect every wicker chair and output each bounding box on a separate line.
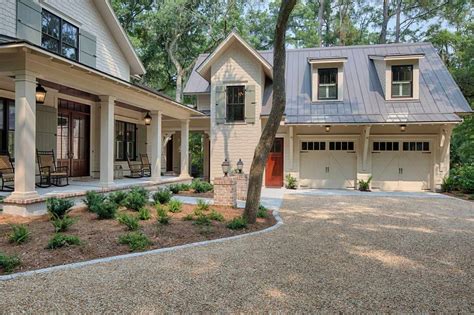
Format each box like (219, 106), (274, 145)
(0, 152), (14, 191)
(36, 150), (69, 188)
(140, 154), (151, 177)
(126, 154), (143, 178)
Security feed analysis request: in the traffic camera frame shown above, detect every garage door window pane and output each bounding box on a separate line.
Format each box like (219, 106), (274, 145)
(410, 142), (416, 151)
(380, 142), (386, 150)
(308, 142), (314, 150)
(348, 142), (354, 151)
(320, 142), (326, 150)
(341, 142), (347, 150)
(314, 142), (319, 150)
(423, 142), (429, 151)
(373, 142), (379, 151)
(329, 142), (334, 150)
(394, 142), (399, 151)
(302, 142), (307, 150)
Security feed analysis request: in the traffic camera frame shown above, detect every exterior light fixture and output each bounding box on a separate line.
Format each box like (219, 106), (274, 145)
(400, 124), (407, 132)
(35, 83), (47, 104)
(144, 112), (152, 126)
(221, 158), (230, 176)
(325, 125), (331, 132)
(236, 158), (244, 174)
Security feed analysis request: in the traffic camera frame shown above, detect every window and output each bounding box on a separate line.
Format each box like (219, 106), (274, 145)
(373, 141), (399, 151)
(392, 65), (413, 98)
(115, 121), (136, 161)
(301, 141), (326, 151)
(41, 10), (79, 61)
(0, 98), (14, 156)
(403, 141), (430, 152)
(226, 86), (245, 122)
(318, 68), (338, 100)
(329, 141), (354, 151)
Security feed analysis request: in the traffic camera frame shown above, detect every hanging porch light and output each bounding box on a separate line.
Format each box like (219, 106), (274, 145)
(144, 112), (152, 126)
(35, 83), (47, 104)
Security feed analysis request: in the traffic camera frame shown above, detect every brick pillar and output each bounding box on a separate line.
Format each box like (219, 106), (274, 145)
(234, 173), (248, 201)
(214, 176), (237, 207)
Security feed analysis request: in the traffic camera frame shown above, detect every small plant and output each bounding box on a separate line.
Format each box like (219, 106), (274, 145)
(183, 213), (194, 221)
(124, 189), (147, 211)
(108, 191), (128, 206)
(138, 207), (151, 220)
(8, 224), (30, 244)
(83, 191), (105, 211)
(168, 184), (181, 194)
(94, 200), (118, 219)
(285, 174), (297, 189)
(208, 209), (224, 222)
(194, 214), (211, 226)
(0, 253), (21, 273)
(118, 231), (152, 251)
(198, 225), (214, 236)
(358, 176), (372, 192)
(196, 199), (210, 212)
(168, 198), (183, 213)
(46, 197), (74, 219)
(51, 215), (76, 232)
(153, 188), (172, 205)
(117, 213), (140, 231)
(226, 216), (247, 230)
(179, 183), (191, 191)
(257, 204), (269, 218)
(191, 179), (213, 193)
(46, 234), (81, 249)
(156, 204), (170, 224)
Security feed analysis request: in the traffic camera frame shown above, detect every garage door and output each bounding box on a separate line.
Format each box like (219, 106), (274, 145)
(371, 140), (432, 191)
(300, 140), (357, 189)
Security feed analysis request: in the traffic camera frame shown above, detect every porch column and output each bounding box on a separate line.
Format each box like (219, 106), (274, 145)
(150, 111), (162, 181)
(180, 119), (190, 177)
(10, 70), (39, 199)
(99, 96), (115, 187)
(203, 132), (210, 181)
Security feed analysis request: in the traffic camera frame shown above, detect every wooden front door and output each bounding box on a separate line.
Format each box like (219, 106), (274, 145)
(265, 138), (284, 187)
(56, 100), (90, 177)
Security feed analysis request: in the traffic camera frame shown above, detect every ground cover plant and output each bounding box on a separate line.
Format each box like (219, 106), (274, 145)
(46, 234), (81, 249)
(153, 188), (172, 205)
(8, 224), (30, 244)
(0, 252), (21, 273)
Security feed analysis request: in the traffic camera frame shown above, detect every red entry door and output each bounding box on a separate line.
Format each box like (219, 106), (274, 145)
(265, 138), (284, 187)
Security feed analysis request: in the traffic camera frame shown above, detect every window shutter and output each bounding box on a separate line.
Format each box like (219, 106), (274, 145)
(215, 85), (226, 124)
(245, 85), (256, 124)
(36, 105), (57, 152)
(79, 30), (97, 68)
(16, 0), (42, 45)
(136, 124), (146, 156)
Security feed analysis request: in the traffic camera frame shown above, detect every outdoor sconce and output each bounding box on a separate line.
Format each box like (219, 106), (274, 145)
(35, 83), (47, 104)
(221, 158), (230, 176)
(325, 125), (331, 133)
(237, 158), (244, 174)
(144, 112), (152, 126)
(400, 124), (407, 132)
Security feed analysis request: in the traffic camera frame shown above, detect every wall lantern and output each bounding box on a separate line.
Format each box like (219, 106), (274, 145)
(400, 124), (407, 132)
(236, 158), (244, 174)
(144, 112), (152, 126)
(221, 158), (230, 176)
(325, 125), (331, 133)
(35, 84), (47, 104)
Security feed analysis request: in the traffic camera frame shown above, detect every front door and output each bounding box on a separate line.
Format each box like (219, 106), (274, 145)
(166, 137), (173, 172)
(265, 138), (284, 187)
(56, 100), (90, 177)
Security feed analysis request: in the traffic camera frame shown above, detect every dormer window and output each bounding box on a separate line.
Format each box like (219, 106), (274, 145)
(318, 68), (338, 100)
(391, 65), (413, 98)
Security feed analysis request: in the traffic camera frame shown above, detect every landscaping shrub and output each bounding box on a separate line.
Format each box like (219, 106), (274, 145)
(0, 253), (21, 273)
(183, 213), (194, 221)
(156, 204), (170, 224)
(191, 179), (213, 193)
(94, 200), (118, 220)
(285, 174), (297, 189)
(51, 216), (76, 232)
(153, 188), (172, 205)
(358, 176), (372, 192)
(118, 232), (152, 251)
(108, 191), (128, 206)
(179, 183), (191, 191)
(168, 184), (181, 194)
(138, 207), (151, 220)
(226, 216), (247, 230)
(196, 199), (210, 212)
(46, 197), (74, 219)
(441, 175), (457, 192)
(193, 214), (211, 226)
(257, 204), (269, 219)
(124, 189), (148, 211)
(117, 213), (140, 231)
(198, 225), (214, 236)
(168, 198), (183, 213)
(83, 191), (105, 211)
(457, 164), (474, 193)
(8, 224), (30, 244)
(46, 234), (81, 249)
(208, 209), (224, 222)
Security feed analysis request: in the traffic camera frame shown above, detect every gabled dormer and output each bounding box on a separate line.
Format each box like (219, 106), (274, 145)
(309, 57), (347, 102)
(370, 53), (424, 101)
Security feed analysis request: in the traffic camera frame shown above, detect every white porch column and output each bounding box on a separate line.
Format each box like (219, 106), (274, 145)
(99, 96), (115, 187)
(180, 119), (190, 177)
(288, 126), (294, 171)
(10, 70), (39, 199)
(150, 111), (162, 181)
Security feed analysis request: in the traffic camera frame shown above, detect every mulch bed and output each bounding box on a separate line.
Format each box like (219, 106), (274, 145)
(175, 190), (214, 199)
(0, 204), (275, 275)
(442, 191), (474, 202)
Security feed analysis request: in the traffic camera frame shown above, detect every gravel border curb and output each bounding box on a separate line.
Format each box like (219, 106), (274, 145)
(0, 205), (283, 282)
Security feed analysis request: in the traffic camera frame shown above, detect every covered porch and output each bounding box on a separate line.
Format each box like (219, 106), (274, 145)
(0, 40), (205, 216)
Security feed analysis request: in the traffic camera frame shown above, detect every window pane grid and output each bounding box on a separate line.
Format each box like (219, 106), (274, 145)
(41, 9), (78, 61)
(115, 121), (136, 161)
(318, 68), (338, 100)
(226, 86), (245, 122)
(391, 65), (413, 98)
(328, 141), (354, 151)
(402, 141), (430, 152)
(301, 141), (326, 151)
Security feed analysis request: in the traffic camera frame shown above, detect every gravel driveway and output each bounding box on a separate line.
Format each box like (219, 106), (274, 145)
(1, 193), (473, 313)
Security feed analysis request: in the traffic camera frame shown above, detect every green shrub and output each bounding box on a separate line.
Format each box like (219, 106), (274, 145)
(358, 176), (372, 192)
(183, 213), (194, 221)
(226, 216), (247, 230)
(191, 179), (213, 193)
(94, 201), (118, 219)
(457, 165), (474, 193)
(46, 197), (74, 219)
(8, 224), (30, 244)
(108, 191), (128, 206)
(118, 231), (152, 251)
(208, 209), (224, 222)
(179, 183), (191, 191)
(46, 234), (81, 249)
(196, 199), (210, 212)
(168, 198), (183, 213)
(153, 188), (172, 205)
(117, 214), (140, 231)
(138, 207), (151, 220)
(83, 191), (105, 211)
(285, 174), (297, 189)
(0, 253), (21, 272)
(441, 175), (457, 192)
(132, 187), (149, 199)
(257, 204), (269, 219)
(168, 184), (181, 194)
(193, 214), (211, 226)
(124, 189), (147, 211)
(156, 204), (170, 224)
(198, 225), (214, 236)
(51, 215), (76, 232)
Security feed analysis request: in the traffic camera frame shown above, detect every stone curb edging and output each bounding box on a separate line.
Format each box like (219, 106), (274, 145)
(0, 205), (283, 282)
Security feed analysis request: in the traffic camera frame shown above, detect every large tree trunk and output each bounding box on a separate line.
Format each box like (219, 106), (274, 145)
(394, 0), (402, 43)
(317, 0), (324, 47)
(379, 0), (389, 44)
(243, 0), (297, 224)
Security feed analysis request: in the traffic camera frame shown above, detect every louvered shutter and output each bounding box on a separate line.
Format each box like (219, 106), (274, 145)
(245, 85), (256, 124)
(215, 85), (226, 124)
(79, 30), (97, 67)
(16, 0), (42, 45)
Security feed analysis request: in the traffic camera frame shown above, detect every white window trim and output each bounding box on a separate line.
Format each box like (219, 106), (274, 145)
(385, 60), (420, 101)
(311, 62), (345, 103)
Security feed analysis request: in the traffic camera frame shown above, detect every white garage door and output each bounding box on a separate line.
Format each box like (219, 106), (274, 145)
(371, 140), (432, 191)
(300, 140), (357, 189)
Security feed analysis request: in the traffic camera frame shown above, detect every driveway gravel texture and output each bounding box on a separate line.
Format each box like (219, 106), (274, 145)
(1, 193), (473, 313)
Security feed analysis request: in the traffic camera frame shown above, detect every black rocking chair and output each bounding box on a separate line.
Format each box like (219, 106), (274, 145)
(36, 149), (69, 188)
(0, 151), (14, 191)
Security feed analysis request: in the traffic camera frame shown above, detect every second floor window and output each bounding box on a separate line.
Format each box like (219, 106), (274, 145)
(392, 65), (413, 98)
(115, 121), (136, 161)
(318, 68), (338, 100)
(226, 86), (245, 122)
(41, 10), (79, 61)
